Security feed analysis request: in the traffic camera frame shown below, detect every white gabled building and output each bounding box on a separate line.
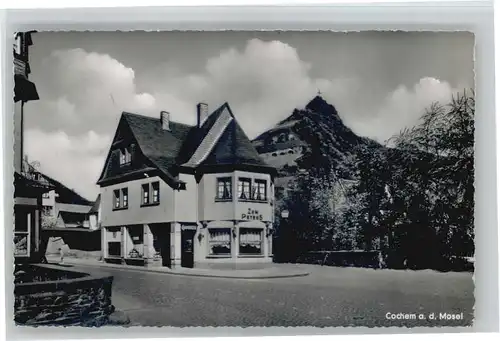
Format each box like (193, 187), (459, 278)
(97, 102), (277, 269)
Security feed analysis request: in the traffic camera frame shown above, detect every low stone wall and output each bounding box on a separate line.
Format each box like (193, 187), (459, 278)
(296, 251), (475, 272)
(297, 251), (382, 268)
(14, 264), (114, 326)
(47, 249), (103, 261)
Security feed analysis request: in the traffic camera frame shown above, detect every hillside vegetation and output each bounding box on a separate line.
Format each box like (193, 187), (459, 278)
(272, 93), (474, 271)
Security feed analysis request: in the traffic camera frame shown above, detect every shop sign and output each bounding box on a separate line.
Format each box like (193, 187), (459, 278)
(241, 208), (263, 221)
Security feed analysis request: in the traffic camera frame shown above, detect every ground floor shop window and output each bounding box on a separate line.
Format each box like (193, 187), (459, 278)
(14, 234), (29, 256)
(239, 228), (263, 255)
(14, 208), (32, 257)
(108, 242), (121, 257)
(127, 226), (144, 258)
(208, 228), (231, 256)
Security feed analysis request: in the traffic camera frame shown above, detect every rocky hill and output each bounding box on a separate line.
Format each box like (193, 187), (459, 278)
(252, 96), (382, 185)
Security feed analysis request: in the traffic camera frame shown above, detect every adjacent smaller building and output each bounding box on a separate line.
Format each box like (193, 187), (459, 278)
(25, 167), (103, 255)
(252, 109), (308, 171)
(14, 171), (53, 263)
(97, 102), (277, 269)
(42, 176), (93, 229)
(88, 194), (101, 230)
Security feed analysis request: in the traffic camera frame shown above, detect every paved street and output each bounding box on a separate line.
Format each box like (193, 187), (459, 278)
(72, 264), (473, 327)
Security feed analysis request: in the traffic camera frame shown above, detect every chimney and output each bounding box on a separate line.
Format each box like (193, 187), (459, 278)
(160, 111), (170, 131)
(197, 103), (209, 128)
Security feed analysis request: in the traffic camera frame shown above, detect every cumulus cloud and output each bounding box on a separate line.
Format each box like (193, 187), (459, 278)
(27, 48), (157, 136)
(24, 39), (464, 199)
(24, 129), (111, 200)
(142, 39), (356, 137)
(348, 77), (459, 143)
(24, 48), (159, 198)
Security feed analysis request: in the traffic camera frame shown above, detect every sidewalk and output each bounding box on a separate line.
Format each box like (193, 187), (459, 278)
(45, 256), (310, 279)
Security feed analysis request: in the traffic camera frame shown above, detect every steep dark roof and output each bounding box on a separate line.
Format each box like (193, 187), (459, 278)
(15, 172), (54, 191)
(88, 194), (100, 214)
(122, 112), (192, 183)
(202, 117), (269, 167)
(176, 103), (228, 165)
(40, 173), (91, 205)
(101, 103), (274, 183)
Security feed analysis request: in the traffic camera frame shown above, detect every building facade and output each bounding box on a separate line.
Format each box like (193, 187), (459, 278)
(88, 194), (101, 230)
(252, 114), (307, 171)
(37, 171), (94, 229)
(37, 172), (102, 256)
(97, 103), (277, 269)
(13, 31), (53, 263)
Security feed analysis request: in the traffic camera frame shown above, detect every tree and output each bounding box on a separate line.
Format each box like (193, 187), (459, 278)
(273, 91), (474, 270)
(42, 209), (58, 229)
(342, 90), (474, 270)
(390, 91), (475, 264)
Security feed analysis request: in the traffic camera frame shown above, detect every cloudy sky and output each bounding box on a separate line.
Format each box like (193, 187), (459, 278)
(23, 31), (474, 201)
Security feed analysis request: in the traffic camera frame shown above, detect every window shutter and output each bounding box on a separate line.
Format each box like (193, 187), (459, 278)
(130, 143), (137, 166)
(109, 149), (119, 175)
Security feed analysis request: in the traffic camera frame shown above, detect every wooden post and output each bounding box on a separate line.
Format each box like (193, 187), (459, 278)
(102, 227), (107, 259)
(170, 223), (181, 268)
(121, 226), (125, 259)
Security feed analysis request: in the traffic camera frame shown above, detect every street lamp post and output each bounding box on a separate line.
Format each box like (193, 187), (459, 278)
(276, 210), (290, 262)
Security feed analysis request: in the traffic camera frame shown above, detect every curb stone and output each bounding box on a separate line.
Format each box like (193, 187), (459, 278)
(46, 257), (310, 279)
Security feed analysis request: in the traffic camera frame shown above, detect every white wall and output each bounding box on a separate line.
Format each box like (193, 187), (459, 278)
(100, 176), (175, 227)
(174, 173), (198, 223)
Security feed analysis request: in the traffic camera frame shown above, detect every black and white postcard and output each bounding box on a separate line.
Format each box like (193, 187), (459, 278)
(12, 30), (475, 328)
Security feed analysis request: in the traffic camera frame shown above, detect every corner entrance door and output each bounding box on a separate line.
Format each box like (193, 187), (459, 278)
(158, 227), (171, 268)
(181, 229), (195, 268)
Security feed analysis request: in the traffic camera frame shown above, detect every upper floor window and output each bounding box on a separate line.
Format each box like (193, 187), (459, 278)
(122, 188), (128, 208)
(142, 184), (149, 205)
(141, 181), (160, 206)
(113, 190), (120, 209)
(216, 177), (232, 200)
(254, 179), (267, 201)
(238, 178), (251, 200)
(152, 182), (160, 203)
(42, 192), (50, 199)
(119, 147), (132, 165)
(113, 188), (128, 210)
(237, 178), (268, 202)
